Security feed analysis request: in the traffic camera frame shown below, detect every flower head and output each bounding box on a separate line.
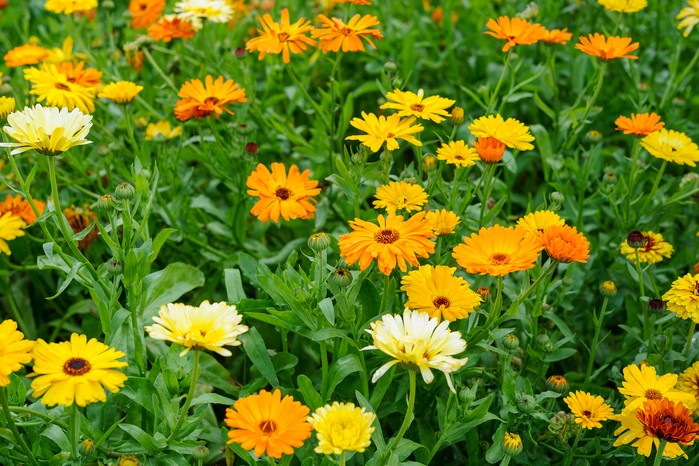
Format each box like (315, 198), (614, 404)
(225, 389), (313, 459)
(503, 432), (523, 456)
(346, 112), (423, 153)
(0, 194), (45, 224)
(576, 33), (639, 60)
(364, 309), (468, 393)
(380, 89), (455, 124)
(372, 180), (428, 215)
(99, 81), (143, 105)
(473, 137), (506, 163)
(312, 14), (383, 53)
(0, 319), (34, 386)
(175, 75), (248, 121)
(663, 273), (699, 323)
(175, 0), (233, 23)
(145, 121), (182, 140)
(484, 16), (546, 52)
(620, 231), (673, 264)
(539, 225), (590, 263)
(246, 163), (321, 222)
(425, 209), (460, 236)
(615, 113), (664, 136)
(677, 1), (699, 37)
(63, 204), (98, 251)
(44, 0), (97, 14)
(469, 115), (535, 151)
(246, 8), (317, 64)
(129, 0), (166, 28)
(0, 97), (15, 120)
(24, 64), (96, 114)
(0, 213), (27, 256)
(641, 129), (699, 166)
(541, 28), (572, 44)
(546, 375), (569, 393)
(516, 210), (565, 236)
(436, 140), (479, 167)
(55, 61), (102, 89)
(145, 301), (249, 357)
(148, 15), (198, 42)
(617, 363), (695, 414)
(677, 361), (699, 416)
(598, 0), (648, 13)
(310, 402), (376, 454)
(4, 44), (49, 67)
(563, 391), (614, 429)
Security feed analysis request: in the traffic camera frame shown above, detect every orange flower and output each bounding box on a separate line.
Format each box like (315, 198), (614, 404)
(312, 14), (383, 53)
(539, 225), (590, 263)
(147, 15), (198, 43)
(473, 137), (506, 163)
(125, 48), (145, 72)
(337, 0), (372, 4)
(338, 212), (435, 276)
(55, 61), (102, 89)
(575, 33), (639, 60)
(129, 0), (165, 29)
(4, 44), (50, 67)
(63, 204), (98, 251)
(484, 16), (547, 52)
(541, 28), (573, 44)
(0, 194), (45, 224)
(615, 112), (664, 136)
(246, 8), (317, 64)
(246, 163), (321, 222)
(174, 75), (248, 121)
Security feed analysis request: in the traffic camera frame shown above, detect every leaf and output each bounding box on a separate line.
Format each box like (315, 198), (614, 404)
(41, 424), (71, 451)
(141, 262), (205, 319)
(297, 374), (323, 411)
(190, 393), (237, 407)
(325, 354), (362, 399)
(224, 268), (246, 303)
(318, 297), (335, 325)
(119, 424), (166, 455)
(256, 273), (315, 330)
(240, 327), (279, 387)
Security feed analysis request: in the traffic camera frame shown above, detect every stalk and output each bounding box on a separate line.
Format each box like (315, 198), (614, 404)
(652, 441), (666, 466)
(167, 350), (201, 442)
(584, 297), (609, 384)
(486, 50), (512, 114)
(562, 429), (582, 466)
(388, 370), (417, 450)
(686, 322), (696, 361)
(71, 403), (81, 460)
(0, 388), (40, 466)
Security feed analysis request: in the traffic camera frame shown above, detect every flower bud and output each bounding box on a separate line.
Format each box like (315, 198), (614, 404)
(234, 47), (246, 59)
(680, 172), (699, 188)
(599, 280), (617, 297)
(117, 455), (141, 466)
(115, 182), (135, 201)
(545, 375), (569, 394)
(516, 393), (537, 413)
(422, 153), (438, 172)
(79, 439), (95, 456)
(235, 122), (254, 135)
(308, 232), (331, 252)
(584, 130), (602, 143)
(476, 287), (490, 299)
(603, 171), (617, 186)
(96, 193), (116, 212)
(329, 267), (353, 288)
(384, 61), (398, 72)
(459, 386), (476, 405)
(502, 432), (523, 456)
(244, 142), (258, 156)
(192, 445), (209, 461)
(107, 258), (124, 276)
(626, 230), (646, 249)
(502, 333), (519, 351)
(648, 298), (665, 312)
(450, 107), (464, 125)
(536, 333), (552, 352)
(549, 191), (564, 206)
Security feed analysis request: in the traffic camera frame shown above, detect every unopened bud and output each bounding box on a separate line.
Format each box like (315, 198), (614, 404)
(450, 107), (464, 125)
(459, 386), (476, 404)
(502, 333), (519, 351)
(422, 154), (438, 172)
(603, 171), (617, 186)
(502, 432), (523, 456)
(107, 258), (124, 276)
(516, 393), (537, 413)
(79, 439), (95, 456)
(626, 230), (646, 249)
(536, 334), (552, 352)
(192, 445), (209, 461)
(545, 375), (569, 394)
(244, 142), (258, 156)
(308, 232), (331, 252)
(329, 267), (353, 288)
(115, 182), (135, 201)
(648, 298), (665, 312)
(599, 280), (617, 297)
(96, 194), (116, 211)
(117, 455), (141, 466)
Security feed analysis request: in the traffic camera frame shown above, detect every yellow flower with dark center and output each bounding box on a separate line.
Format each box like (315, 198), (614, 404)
(0, 319), (34, 386)
(484, 16), (547, 52)
(576, 33), (639, 60)
(677, 1), (699, 37)
(641, 129), (699, 166)
(617, 364), (695, 414)
(364, 309), (468, 393)
(663, 273), (699, 323)
(246, 163), (321, 222)
(563, 390), (614, 429)
(99, 81), (144, 105)
(145, 301), (249, 357)
(44, 0), (97, 14)
(24, 64), (96, 113)
(30, 333), (127, 407)
(400, 265), (482, 321)
(615, 113), (664, 136)
(0, 96), (15, 120)
(620, 231), (673, 264)
(338, 212), (435, 276)
(381, 89), (455, 124)
(516, 210), (565, 236)
(312, 14), (383, 53)
(145, 121), (182, 140)
(539, 225), (590, 264)
(246, 8), (317, 64)
(174, 75), (248, 121)
(372, 180), (428, 215)
(677, 362), (699, 415)
(346, 112), (424, 153)
(310, 402), (376, 454)
(425, 209), (460, 236)
(597, 0), (647, 13)
(469, 115), (535, 151)
(3, 44), (50, 67)
(436, 140), (479, 167)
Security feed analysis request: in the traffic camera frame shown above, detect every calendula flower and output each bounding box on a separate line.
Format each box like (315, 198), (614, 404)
(145, 301), (249, 356)
(63, 204), (98, 251)
(617, 364), (695, 414)
(615, 113), (664, 136)
(99, 81), (143, 105)
(42, 37), (88, 65)
(677, 1), (699, 37)
(0, 194), (45, 224)
(516, 210), (565, 236)
(129, 0), (166, 28)
(225, 389), (313, 459)
(312, 14), (383, 53)
(3, 44), (49, 67)
(401, 265), (482, 321)
(246, 163), (321, 222)
(452, 225), (543, 276)
(539, 225), (590, 263)
(0, 105), (92, 156)
(598, 0), (647, 13)
(436, 140), (479, 167)
(614, 398), (698, 459)
(44, 0), (97, 14)
(620, 231), (673, 264)
(546, 375), (569, 393)
(30, 333), (127, 407)
(310, 402), (376, 455)
(125, 47), (145, 72)
(145, 121), (182, 140)
(425, 209), (460, 236)
(541, 28), (573, 44)
(24, 64), (96, 114)
(677, 362), (699, 415)
(364, 309), (468, 393)
(564, 391), (615, 429)
(484, 16), (547, 52)
(372, 180), (428, 215)
(641, 129), (699, 166)
(175, 0), (233, 23)
(576, 33), (639, 60)
(0, 320), (34, 386)
(0, 213), (25, 256)
(148, 15), (199, 42)
(246, 8), (317, 64)
(0, 97), (15, 120)
(346, 112), (423, 152)
(473, 137), (506, 163)
(55, 61), (102, 89)
(381, 89), (456, 124)
(469, 115), (535, 151)
(663, 273), (699, 323)
(337, 0), (371, 4)
(502, 432), (523, 456)
(174, 75), (248, 121)
(339, 212), (435, 276)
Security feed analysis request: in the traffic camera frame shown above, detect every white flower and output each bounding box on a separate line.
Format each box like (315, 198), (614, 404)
(174, 0), (233, 24)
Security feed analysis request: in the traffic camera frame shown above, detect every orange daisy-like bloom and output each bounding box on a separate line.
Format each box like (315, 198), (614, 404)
(55, 61), (103, 89)
(539, 225), (590, 264)
(541, 28), (573, 44)
(225, 389), (313, 459)
(4, 44), (50, 67)
(148, 15), (198, 43)
(473, 137), (506, 163)
(312, 14), (383, 53)
(174, 75), (248, 121)
(246, 163), (321, 223)
(575, 33), (639, 60)
(452, 225), (543, 276)
(338, 212), (436, 276)
(484, 16), (547, 52)
(0, 194), (45, 224)
(615, 113), (664, 136)
(245, 8), (317, 64)
(64, 204), (98, 251)
(337, 0), (372, 4)
(129, 0), (165, 28)
(346, 112), (423, 153)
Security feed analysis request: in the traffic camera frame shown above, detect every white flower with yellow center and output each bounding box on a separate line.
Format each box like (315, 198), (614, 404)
(174, 0), (233, 23)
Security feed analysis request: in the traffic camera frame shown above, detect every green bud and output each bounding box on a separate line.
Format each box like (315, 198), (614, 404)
(115, 182), (135, 201)
(107, 258), (124, 276)
(329, 267), (353, 288)
(49, 452), (71, 466)
(79, 439), (95, 456)
(502, 333), (519, 351)
(459, 386), (476, 405)
(536, 333), (553, 353)
(192, 445), (209, 461)
(308, 232), (331, 252)
(516, 393), (537, 413)
(96, 193), (116, 212)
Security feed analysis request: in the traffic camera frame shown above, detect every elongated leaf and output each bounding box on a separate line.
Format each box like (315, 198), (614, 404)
(240, 327), (279, 387)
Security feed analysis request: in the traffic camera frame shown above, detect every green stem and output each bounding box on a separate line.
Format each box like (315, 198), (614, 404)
(486, 50), (512, 114)
(479, 164), (497, 227)
(652, 440), (666, 466)
(565, 63), (607, 150)
(123, 108), (141, 164)
(507, 261), (558, 316)
(624, 138), (642, 225)
(71, 403), (80, 460)
(339, 451), (346, 466)
(660, 46), (699, 109)
(285, 64), (332, 132)
(379, 273), (392, 313)
(448, 166), (462, 211)
(0, 388), (40, 466)
(686, 322), (696, 361)
(319, 341), (330, 399)
(584, 297), (609, 384)
(562, 429), (582, 466)
(638, 160), (667, 213)
(167, 350), (201, 443)
(388, 370), (417, 450)
(142, 48), (178, 92)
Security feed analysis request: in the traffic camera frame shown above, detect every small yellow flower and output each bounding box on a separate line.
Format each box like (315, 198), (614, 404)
(310, 402), (376, 455)
(380, 88), (455, 123)
(0, 212), (26, 256)
(599, 280), (618, 297)
(677, 361), (699, 416)
(0, 319), (34, 386)
(145, 121), (183, 140)
(44, 0), (97, 14)
(436, 140), (479, 167)
(516, 210), (565, 236)
(425, 209), (460, 236)
(0, 96), (16, 120)
(563, 390), (614, 429)
(99, 81), (144, 104)
(677, 1), (699, 37)
(620, 231), (673, 264)
(346, 112), (423, 153)
(597, 0), (647, 13)
(372, 180), (428, 215)
(641, 129), (699, 166)
(663, 273), (699, 323)
(469, 114), (535, 151)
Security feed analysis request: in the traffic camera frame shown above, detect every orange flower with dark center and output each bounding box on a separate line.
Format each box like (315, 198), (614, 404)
(541, 28), (573, 44)
(129, 0), (165, 29)
(575, 33), (639, 60)
(147, 15), (198, 43)
(246, 163), (321, 222)
(637, 399), (699, 447)
(615, 112), (664, 136)
(3, 44), (50, 67)
(0, 194), (45, 224)
(539, 225), (590, 263)
(174, 75), (248, 121)
(55, 61), (102, 89)
(246, 8), (317, 64)
(312, 14), (383, 53)
(484, 16), (547, 52)
(473, 136), (506, 163)
(63, 204), (98, 251)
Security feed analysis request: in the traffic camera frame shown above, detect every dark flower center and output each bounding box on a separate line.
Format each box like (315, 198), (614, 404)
(259, 419), (277, 435)
(491, 253), (508, 265)
(278, 32), (289, 42)
(55, 82), (70, 91)
(275, 187), (291, 200)
(581, 410), (592, 418)
(204, 97), (220, 106)
(374, 228), (400, 244)
(645, 389), (663, 400)
(63, 357), (91, 376)
(433, 296), (451, 309)
(410, 104), (425, 112)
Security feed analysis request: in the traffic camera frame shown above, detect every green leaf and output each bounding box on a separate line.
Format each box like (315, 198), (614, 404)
(141, 262), (205, 318)
(240, 327), (279, 387)
(119, 424), (166, 455)
(297, 374), (323, 411)
(190, 393), (237, 407)
(318, 297), (335, 325)
(325, 354), (362, 399)
(224, 268), (246, 303)
(256, 273), (315, 330)
(41, 424), (71, 451)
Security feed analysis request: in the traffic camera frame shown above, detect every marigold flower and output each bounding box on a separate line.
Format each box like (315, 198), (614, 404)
(516, 210), (565, 236)
(452, 225), (543, 276)
(425, 209), (460, 236)
(539, 225), (590, 263)
(677, 1), (699, 37)
(473, 137), (506, 163)
(617, 364), (695, 414)
(125, 48), (145, 72)
(677, 361), (699, 415)
(30, 333), (127, 407)
(63, 204), (98, 251)
(620, 231), (673, 264)
(0, 194), (45, 224)
(484, 16), (547, 52)
(436, 140), (479, 167)
(380, 89), (455, 124)
(246, 8), (317, 64)
(225, 389), (313, 459)
(598, 0), (648, 13)
(310, 402), (376, 455)
(346, 112), (423, 153)
(0, 96), (15, 120)
(372, 180), (428, 215)
(44, 0), (97, 14)
(0, 320), (34, 386)
(175, 0), (233, 23)
(55, 61), (102, 89)
(3, 44), (50, 67)
(469, 114), (535, 151)
(541, 28), (573, 44)
(401, 265), (482, 321)
(24, 64), (96, 114)
(641, 129), (699, 166)
(129, 0), (165, 28)
(663, 273), (699, 323)
(148, 15), (198, 42)
(338, 212), (435, 276)
(174, 75), (248, 121)
(615, 112), (664, 136)
(42, 36), (87, 64)
(312, 14), (383, 53)
(0, 213), (25, 256)
(564, 391), (614, 429)
(145, 121), (182, 140)
(246, 163), (321, 222)
(546, 375), (569, 393)
(575, 33), (639, 60)
(502, 432), (523, 456)
(337, 0), (372, 4)
(99, 81), (143, 105)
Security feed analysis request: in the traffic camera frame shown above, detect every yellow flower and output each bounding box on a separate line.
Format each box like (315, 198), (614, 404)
(380, 89), (455, 123)
(174, 0), (233, 23)
(99, 81), (144, 104)
(425, 209), (460, 235)
(310, 402), (376, 455)
(24, 64), (96, 114)
(30, 333), (127, 407)
(0, 213), (26, 256)
(641, 129), (699, 166)
(0, 96), (15, 120)
(436, 140), (479, 167)
(502, 432), (523, 456)
(400, 265), (482, 321)
(43, 36), (88, 64)
(620, 231), (673, 264)
(0, 319), (34, 387)
(145, 301), (249, 357)
(245, 8), (317, 64)
(346, 112), (423, 153)
(364, 309), (468, 393)
(677, 361), (699, 415)
(677, 1), (699, 37)
(563, 390), (614, 429)
(116, 455), (141, 466)
(617, 363), (695, 414)
(663, 273), (699, 323)
(372, 180), (428, 215)
(44, 0), (97, 14)
(145, 121), (182, 140)
(0, 105), (93, 156)
(597, 0), (647, 13)
(516, 210), (565, 236)
(469, 114), (535, 151)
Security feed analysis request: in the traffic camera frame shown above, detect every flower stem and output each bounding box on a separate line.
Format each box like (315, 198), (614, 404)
(320, 341), (330, 399)
(562, 429), (582, 466)
(479, 164), (497, 227)
(388, 370), (417, 451)
(685, 321), (696, 361)
(660, 45), (699, 109)
(565, 62), (607, 150)
(339, 451), (346, 466)
(285, 64), (332, 133)
(584, 297), (609, 384)
(624, 138), (642, 225)
(639, 160), (667, 214)
(0, 388), (40, 466)
(652, 441), (666, 466)
(486, 50), (512, 114)
(379, 273), (392, 313)
(70, 403), (81, 460)
(167, 350), (201, 443)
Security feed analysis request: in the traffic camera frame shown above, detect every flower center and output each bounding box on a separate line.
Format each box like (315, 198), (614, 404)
(63, 357), (91, 376)
(643, 237), (655, 252)
(491, 253), (508, 265)
(340, 26), (352, 35)
(581, 410), (592, 418)
(278, 32), (289, 42)
(374, 228), (400, 244)
(433, 296), (450, 309)
(204, 97), (220, 106)
(645, 389), (663, 400)
(386, 132), (395, 138)
(275, 187), (291, 200)
(55, 82), (70, 91)
(410, 104), (425, 112)
(259, 419), (277, 435)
